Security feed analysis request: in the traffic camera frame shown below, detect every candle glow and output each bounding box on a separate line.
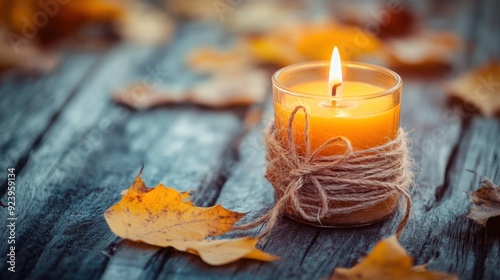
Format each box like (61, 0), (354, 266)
(328, 46), (343, 97)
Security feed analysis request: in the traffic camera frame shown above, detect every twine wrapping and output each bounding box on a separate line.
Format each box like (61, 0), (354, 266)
(237, 106), (414, 237)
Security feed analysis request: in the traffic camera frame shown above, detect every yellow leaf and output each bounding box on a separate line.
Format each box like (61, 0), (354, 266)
(446, 62), (500, 117)
(246, 23), (381, 67)
(104, 171), (277, 265)
(331, 236), (457, 280)
(296, 24), (381, 61)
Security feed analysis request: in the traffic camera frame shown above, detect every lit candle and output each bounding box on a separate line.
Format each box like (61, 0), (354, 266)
(272, 47), (403, 226)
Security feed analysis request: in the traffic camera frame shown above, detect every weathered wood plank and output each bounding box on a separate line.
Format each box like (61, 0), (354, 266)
(0, 52), (99, 193)
(0, 45), (161, 279)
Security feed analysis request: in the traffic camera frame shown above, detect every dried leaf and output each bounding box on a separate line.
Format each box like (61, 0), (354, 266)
(114, 69), (268, 109)
(246, 24), (307, 67)
(296, 24), (381, 61)
(331, 236), (457, 280)
(446, 63), (500, 117)
(224, 1), (303, 34)
(383, 30), (462, 69)
(104, 172), (277, 265)
(115, 2), (176, 46)
(187, 42), (253, 74)
(163, 0), (216, 21)
(246, 23), (381, 67)
(0, 28), (58, 75)
(334, 2), (416, 38)
(466, 175), (500, 226)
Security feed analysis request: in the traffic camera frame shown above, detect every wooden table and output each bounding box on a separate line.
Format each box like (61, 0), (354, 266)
(1, 0), (499, 279)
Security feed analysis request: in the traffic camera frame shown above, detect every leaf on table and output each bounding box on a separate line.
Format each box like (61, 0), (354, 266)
(113, 69), (268, 109)
(104, 171), (277, 265)
(224, 1), (304, 34)
(446, 63), (500, 117)
(0, 0), (123, 44)
(330, 236), (457, 280)
(383, 30), (462, 69)
(333, 2), (416, 38)
(163, 0), (217, 21)
(296, 23), (381, 61)
(115, 2), (176, 46)
(245, 24), (307, 67)
(246, 23), (381, 67)
(466, 175), (500, 226)
(0, 27), (58, 75)
(1, 0), (173, 48)
(187, 42), (253, 74)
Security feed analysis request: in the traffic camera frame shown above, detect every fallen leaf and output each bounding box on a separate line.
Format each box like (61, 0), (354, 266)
(466, 175), (500, 226)
(0, 0), (123, 44)
(114, 69), (268, 109)
(246, 23), (381, 67)
(446, 63), (500, 117)
(224, 1), (304, 34)
(187, 42), (253, 74)
(383, 30), (462, 70)
(115, 2), (176, 46)
(0, 27), (58, 75)
(163, 0), (216, 21)
(296, 23), (381, 61)
(333, 2), (416, 38)
(330, 236), (457, 280)
(104, 171), (277, 265)
(246, 24), (307, 67)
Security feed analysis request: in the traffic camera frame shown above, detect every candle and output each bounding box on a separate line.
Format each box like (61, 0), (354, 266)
(272, 47), (403, 226)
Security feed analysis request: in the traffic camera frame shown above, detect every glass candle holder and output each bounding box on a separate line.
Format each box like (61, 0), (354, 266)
(271, 61), (403, 227)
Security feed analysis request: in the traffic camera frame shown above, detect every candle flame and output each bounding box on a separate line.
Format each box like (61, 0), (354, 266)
(328, 46), (342, 96)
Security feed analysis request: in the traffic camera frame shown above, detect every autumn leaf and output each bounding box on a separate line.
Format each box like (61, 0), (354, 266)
(383, 30), (462, 70)
(330, 236), (457, 280)
(296, 24), (381, 61)
(0, 27), (58, 75)
(246, 22), (381, 67)
(466, 175), (500, 226)
(114, 1), (176, 46)
(186, 42), (253, 74)
(113, 69), (268, 109)
(446, 63), (500, 117)
(104, 171), (277, 265)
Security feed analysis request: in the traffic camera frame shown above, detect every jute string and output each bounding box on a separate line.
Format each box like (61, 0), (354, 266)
(236, 106), (414, 237)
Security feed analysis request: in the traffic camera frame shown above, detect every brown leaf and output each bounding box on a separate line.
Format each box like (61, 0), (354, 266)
(466, 175), (500, 226)
(113, 69), (268, 109)
(446, 63), (500, 117)
(0, 28), (58, 75)
(383, 30), (462, 70)
(104, 171), (277, 265)
(331, 236), (457, 280)
(334, 2), (416, 38)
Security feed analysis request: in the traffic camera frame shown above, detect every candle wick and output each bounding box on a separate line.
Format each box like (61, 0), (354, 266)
(331, 83), (342, 97)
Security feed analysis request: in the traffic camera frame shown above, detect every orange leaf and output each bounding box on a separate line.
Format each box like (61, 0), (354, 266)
(446, 62), (500, 117)
(330, 236), (457, 280)
(104, 171), (277, 265)
(296, 24), (381, 61)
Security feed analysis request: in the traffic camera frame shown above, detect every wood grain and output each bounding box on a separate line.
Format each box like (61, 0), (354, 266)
(0, 0), (499, 279)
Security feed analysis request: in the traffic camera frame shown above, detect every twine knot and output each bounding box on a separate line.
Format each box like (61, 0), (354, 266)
(237, 106), (415, 238)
